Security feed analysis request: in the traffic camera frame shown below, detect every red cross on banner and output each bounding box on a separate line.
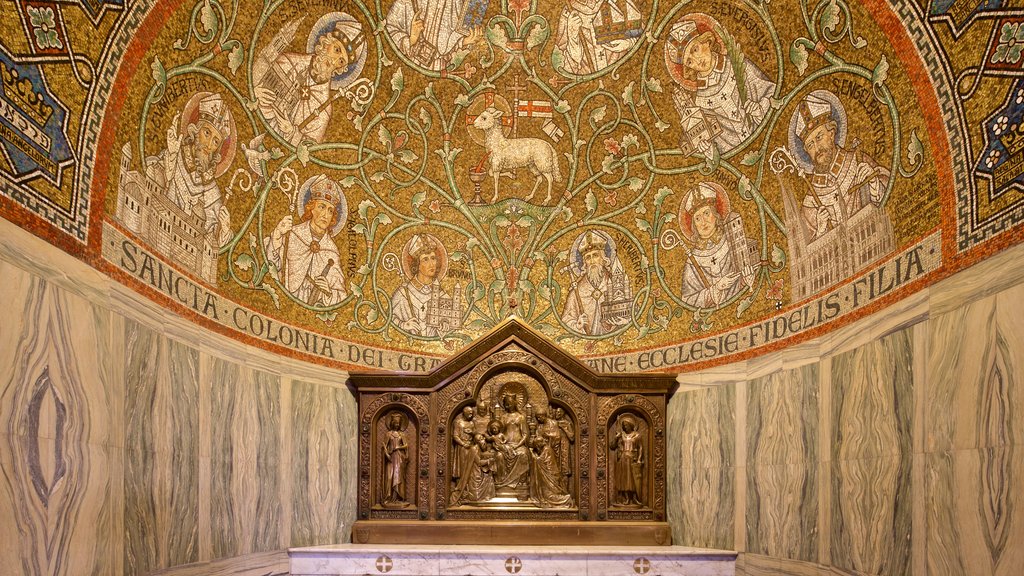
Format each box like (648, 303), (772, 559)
(516, 100), (554, 118)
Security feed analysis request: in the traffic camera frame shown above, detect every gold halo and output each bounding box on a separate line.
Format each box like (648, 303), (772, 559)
(465, 93), (512, 146)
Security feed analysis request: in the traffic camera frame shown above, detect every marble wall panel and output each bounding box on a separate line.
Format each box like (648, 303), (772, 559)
(0, 249), (367, 575)
(0, 439), (124, 575)
(925, 448), (1024, 576)
(829, 328), (913, 576)
(209, 360), (282, 559)
(0, 260), (122, 447)
(124, 320), (200, 573)
(745, 365), (818, 562)
(675, 465), (737, 550)
(925, 284), (1024, 576)
(927, 283), (1024, 453)
(747, 366), (819, 467)
(0, 262), (123, 575)
(665, 384), (685, 547)
(746, 463), (817, 563)
(147, 549), (289, 576)
(737, 554), (832, 576)
(668, 384), (735, 549)
(290, 380), (357, 547)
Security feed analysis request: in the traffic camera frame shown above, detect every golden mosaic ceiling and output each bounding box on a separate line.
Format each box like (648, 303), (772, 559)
(1, 0), (1022, 372)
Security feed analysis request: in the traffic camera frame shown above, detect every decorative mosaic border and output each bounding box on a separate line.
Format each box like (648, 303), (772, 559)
(1, 0), (1023, 373)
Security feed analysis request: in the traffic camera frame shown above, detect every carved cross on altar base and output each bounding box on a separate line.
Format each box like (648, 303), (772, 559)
(505, 556), (523, 574)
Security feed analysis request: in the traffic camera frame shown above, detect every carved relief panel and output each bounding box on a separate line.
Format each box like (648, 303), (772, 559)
(597, 394), (667, 522)
(358, 392), (430, 520)
(350, 320), (675, 544)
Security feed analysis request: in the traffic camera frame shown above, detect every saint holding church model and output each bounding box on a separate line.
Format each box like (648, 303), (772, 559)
(390, 233), (463, 336)
(678, 182), (757, 309)
(146, 92), (236, 247)
(789, 90), (891, 239)
(665, 13), (776, 158)
(560, 231), (633, 336)
(254, 13), (366, 145)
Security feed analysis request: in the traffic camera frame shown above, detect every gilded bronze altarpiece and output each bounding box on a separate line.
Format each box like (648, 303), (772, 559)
(349, 320), (676, 545)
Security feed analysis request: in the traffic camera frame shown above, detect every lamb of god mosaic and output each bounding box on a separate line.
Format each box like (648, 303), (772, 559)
(104, 0), (939, 363)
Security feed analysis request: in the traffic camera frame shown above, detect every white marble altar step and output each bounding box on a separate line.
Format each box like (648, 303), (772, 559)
(289, 544), (737, 576)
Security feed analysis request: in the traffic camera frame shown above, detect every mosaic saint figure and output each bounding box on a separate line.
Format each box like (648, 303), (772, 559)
(665, 13), (776, 158)
(609, 414), (643, 506)
(264, 175), (349, 306)
(147, 92), (235, 245)
(561, 231), (633, 336)
(789, 90), (891, 239)
(678, 182), (756, 309)
(449, 434), (497, 505)
(390, 233), (462, 336)
(254, 13), (366, 145)
(385, 0), (484, 70)
(555, 0), (643, 75)
(382, 413), (410, 505)
(452, 406), (476, 482)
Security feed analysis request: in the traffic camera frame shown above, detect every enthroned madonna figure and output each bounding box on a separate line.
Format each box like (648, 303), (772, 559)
(494, 392), (531, 497)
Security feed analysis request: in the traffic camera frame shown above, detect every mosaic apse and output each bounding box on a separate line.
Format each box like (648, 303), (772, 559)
(0, 0), (1021, 372)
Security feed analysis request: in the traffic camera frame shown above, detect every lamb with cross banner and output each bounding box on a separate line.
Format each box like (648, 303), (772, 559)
(473, 107), (562, 204)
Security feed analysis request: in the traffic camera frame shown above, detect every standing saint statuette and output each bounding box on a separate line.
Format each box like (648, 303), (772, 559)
(382, 412), (410, 506)
(610, 414), (644, 506)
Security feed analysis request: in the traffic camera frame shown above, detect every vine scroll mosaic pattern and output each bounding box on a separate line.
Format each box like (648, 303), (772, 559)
(0, 0), (1021, 371)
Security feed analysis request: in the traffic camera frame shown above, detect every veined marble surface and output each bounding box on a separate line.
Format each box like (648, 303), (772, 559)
(3, 214), (1024, 574)
(830, 328), (913, 576)
(667, 383), (735, 550)
(670, 253), (1024, 576)
(745, 365), (818, 563)
(1, 220), (358, 575)
(289, 544), (737, 576)
(925, 283), (1024, 575)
